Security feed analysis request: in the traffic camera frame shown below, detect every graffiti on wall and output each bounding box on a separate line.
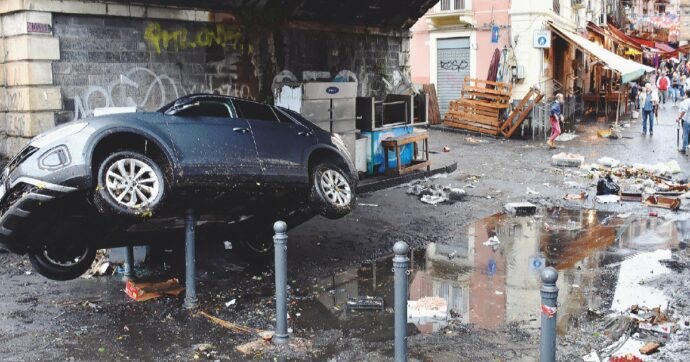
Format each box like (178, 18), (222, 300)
(70, 66), (254, 120)
(440, 60), (469, 72)
(144, 22), (250, 54)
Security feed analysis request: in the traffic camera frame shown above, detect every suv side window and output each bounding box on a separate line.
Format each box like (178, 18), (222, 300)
(175, 101), (231, 118)
(233, 99), (279, 122)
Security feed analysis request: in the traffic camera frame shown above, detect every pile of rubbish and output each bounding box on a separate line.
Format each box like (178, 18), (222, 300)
(406, 179), (466, 205)
(581, 157), (688, 209)
(584, 305), (685, 361)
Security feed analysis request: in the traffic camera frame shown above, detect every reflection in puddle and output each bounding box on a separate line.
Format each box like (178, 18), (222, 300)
(295, 209), (686, 339)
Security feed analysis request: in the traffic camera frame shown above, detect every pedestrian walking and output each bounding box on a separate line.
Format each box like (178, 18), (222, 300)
(639, 83), (659, 136)
(676, 89), (690, 154)
(657, 71), (670, 106)
(629, 82), (639, 110)
(547, 93), (564, 149)
(672, 71), (681, 104)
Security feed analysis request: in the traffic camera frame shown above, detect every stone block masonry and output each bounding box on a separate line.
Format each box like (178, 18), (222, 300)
(0, 1), (411, 158)
(0, 11), (61, 157)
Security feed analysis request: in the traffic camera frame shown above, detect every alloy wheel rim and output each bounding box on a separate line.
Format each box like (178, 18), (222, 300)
(105, 158), (161, 209)
(319, 169), (352, 206)
(43, 246), (89, 267)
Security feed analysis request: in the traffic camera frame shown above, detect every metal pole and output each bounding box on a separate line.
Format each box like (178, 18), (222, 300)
(393, 241), (410, 362)
(183, 208), (197, 309)
(540, 267), (559, 362)
(273, 221), (289, 345)
(124, 245), (135, 280)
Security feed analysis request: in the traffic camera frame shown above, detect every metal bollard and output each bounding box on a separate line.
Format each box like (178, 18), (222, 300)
(540, 267), (559, 362)
(183, 208), (198, 309)
(273, 221), (289, 345)
(124, 245), (135, 280)
(393, 241), (410, 362)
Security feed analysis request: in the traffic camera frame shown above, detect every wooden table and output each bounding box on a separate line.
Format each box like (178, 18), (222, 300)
(381, 131), (430, 176)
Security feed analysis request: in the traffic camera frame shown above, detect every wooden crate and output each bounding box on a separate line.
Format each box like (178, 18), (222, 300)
(443, 77), (512, 136)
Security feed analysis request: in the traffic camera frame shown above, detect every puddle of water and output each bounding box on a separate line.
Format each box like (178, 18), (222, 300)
(294, 208), (686, 339)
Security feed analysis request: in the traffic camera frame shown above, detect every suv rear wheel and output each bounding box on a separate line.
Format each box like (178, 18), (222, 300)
(309, 161), (355, 219)
(28, 242), (96, 281)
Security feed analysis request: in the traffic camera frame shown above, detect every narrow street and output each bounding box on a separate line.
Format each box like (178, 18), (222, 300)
(1, 105), (689, 361)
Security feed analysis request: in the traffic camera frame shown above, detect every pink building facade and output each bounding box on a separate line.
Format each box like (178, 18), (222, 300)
(410, 0), (511, 115)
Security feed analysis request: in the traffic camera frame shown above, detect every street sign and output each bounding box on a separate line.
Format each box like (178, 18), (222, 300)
(534, 30), (551, 48)
(491, 25), (500, 43)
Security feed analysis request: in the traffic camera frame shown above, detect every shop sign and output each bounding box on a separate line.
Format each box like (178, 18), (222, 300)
(534, 30), (551, 48)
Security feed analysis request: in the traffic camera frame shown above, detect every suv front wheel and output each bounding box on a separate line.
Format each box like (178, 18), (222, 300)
(309, 161), (355, 219)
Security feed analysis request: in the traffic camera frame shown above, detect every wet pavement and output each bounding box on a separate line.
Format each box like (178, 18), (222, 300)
(1, 105), (690, 361)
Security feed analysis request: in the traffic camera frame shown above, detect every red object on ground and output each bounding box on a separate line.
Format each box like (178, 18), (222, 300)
(649, 212), (658, 217)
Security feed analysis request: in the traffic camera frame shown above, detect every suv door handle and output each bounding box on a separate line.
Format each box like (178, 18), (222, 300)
(297, 131), (313, 136)
(233, 127), (250, 134)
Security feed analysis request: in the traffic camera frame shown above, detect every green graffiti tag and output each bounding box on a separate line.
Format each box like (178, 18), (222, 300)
(144, 23), (247, 54)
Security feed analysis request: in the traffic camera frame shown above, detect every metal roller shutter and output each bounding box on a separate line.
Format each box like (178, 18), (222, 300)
(437, 37), (470, 117)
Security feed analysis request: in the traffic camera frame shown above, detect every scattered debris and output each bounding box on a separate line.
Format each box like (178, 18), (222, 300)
(597, 175), (621, 195)
(407, 180), (465, 205)
(82, 250), (111, 279)
(125, 278), (184, 301)
(198, 310), (265, 335)
(552, 152), (584, 167)
(644, 195), (681, 211)
(223, 241), (233, 250)
(193, 343), (217, 360)
(443, 146), (450, 152)
(595, 195), (621, 203)
(225, 299), (237, 307)
(598, 157), (621, 168)
(357, 203), (379, 207)
(464, 137), (488, 144)
(564, 192), (586, 200)
(638, 341), (661, 355)
(346, 296), (384, 311)
(504, 202), (537, 216)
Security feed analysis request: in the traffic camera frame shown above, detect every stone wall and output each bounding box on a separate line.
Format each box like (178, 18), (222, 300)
(1, 8), (411, 158)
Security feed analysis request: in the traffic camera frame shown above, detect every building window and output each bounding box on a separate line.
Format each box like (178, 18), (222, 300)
(439, 0), (465, 11)
(553, 0), (560, 15)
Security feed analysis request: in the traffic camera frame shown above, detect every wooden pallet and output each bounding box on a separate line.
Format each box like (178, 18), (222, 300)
(443, 77), (512, 136)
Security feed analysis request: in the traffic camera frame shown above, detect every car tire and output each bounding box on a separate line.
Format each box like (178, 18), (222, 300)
(233, 235), (275, 263)
(94, 151), (166, 217)
(309, 161), (355, 219)
(28, 243), (97, 281)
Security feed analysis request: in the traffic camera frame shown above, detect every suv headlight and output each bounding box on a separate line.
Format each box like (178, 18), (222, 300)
(30, 122), (88, 148)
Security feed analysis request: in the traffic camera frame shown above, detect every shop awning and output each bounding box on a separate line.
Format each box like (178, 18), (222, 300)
(607, 24), (643, 51)
(655, 42), (676, 53)
(550, 23), (655, 83)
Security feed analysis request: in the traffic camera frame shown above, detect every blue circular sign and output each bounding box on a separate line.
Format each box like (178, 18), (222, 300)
(532, 258), (543, 268)
(538, 36), (547, 46)
(326, 86), (340, 94)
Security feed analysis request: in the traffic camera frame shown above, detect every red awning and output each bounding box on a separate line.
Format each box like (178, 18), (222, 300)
(607, 24), (643, 51)
(587, 21), (606, 37)
(630, 36), (656, 48)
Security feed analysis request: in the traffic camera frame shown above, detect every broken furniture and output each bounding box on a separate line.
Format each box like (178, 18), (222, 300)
(443, 77), (512, 136)
(500, 87), (544, 138)
(381, 130), (430, 176)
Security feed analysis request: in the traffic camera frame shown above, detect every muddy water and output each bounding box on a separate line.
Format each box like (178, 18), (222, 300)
(293, 208), (686, 340)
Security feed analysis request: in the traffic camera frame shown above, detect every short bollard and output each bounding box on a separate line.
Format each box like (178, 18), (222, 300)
(393, 241), (410, 362)
(273, 221), (289, 345)
(540, 267), (559, 362)
(124, 245), (135, 280)
(183, 208), (198, 309)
